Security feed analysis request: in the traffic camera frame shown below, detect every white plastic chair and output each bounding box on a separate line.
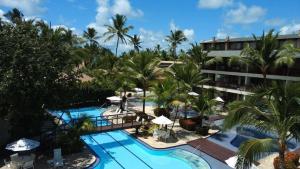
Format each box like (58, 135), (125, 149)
(161, 130), (171, 142)
(10, 153), (19, 162)
(53, 148), (63, 168)
(22, 160), (34, 169)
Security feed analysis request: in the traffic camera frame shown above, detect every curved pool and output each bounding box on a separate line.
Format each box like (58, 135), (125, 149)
(82, 130), (211, 169)
(51, 107), (210, 169)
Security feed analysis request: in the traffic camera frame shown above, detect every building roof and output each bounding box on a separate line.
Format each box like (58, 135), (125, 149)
(201, 33), (300, 43)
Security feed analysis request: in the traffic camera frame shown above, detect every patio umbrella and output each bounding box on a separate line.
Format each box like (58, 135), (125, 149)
(152, 115), (173, 125)
(188, 92), (199, 96)
(106, 96), (122, 102)
(134, 88), (143, 92)
(6, 138), (40, 152)
(214, 97), (224, 103)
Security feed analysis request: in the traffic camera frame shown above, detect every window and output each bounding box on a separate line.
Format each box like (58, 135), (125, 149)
(229, 42), (243, 50)
(215, 43), (225, 50)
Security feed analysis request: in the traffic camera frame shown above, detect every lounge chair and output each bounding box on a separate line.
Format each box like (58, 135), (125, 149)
(22, 160), (34, 169)
(10, 153), (19, 161)
(161, 130), (171, 142)
(47, 148), (64, 168)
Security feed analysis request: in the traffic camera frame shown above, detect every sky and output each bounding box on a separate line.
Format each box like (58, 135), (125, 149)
(0, 0), (300, 53)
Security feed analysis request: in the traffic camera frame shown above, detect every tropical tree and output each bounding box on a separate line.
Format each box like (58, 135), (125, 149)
(83, 27), (100, 46)
(166, 30), (187, 58)
(130, 34), (142, 52)
(126, 51), (160, 114)
(103, 14), (133, 56)
(150, 78), (177, 109)
(168, 61), (208, 118)
(229, 30), (299, 84)
(4, 8), (23, 24)
(223, 82), (300, 169)
(187, 42), (222, 69)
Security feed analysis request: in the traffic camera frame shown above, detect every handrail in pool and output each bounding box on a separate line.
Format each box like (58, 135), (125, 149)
(89, 135), (126, 169)
(105, 132), (153, 169)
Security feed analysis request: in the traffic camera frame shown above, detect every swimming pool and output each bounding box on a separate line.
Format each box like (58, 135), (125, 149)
(82, 131), (211, 169)
(50, 107), (107, 123)
(231, 127), (297, 150)
(51, 107), (211, 169)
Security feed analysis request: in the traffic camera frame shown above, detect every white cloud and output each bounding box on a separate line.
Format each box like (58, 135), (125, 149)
(112, 0), (143, 17)
(215, 28), (238, 39)
(139, 28), (167, 50)
(0, 0), (46, 16)
(280, 23), (300, 35)
(265, 18), (285, 27)
(225, 3), (266, 24)
(198, 0), (233, 9)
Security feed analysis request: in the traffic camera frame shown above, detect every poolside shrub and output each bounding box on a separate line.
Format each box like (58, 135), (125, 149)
(273, 152), (299, 169)
(154, 108), (170, 118)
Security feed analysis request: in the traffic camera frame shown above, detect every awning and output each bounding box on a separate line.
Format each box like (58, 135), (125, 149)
(214, 97), (224, 102)
(106, 96), (122, 101)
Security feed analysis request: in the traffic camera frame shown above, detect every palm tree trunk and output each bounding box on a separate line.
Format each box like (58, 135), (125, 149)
(171, 106), (179, 130)
(278, 140), (286, 169)
(143, 89), (146, 114)
(116, 37), (119, 56)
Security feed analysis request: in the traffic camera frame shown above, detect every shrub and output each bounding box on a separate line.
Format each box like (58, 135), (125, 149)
(273, 152), (299, 169)
(153, 108), (170, 118)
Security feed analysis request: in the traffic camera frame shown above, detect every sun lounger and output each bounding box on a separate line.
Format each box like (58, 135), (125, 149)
(22, 160), (34, 169)
(53, 148), (63, 168)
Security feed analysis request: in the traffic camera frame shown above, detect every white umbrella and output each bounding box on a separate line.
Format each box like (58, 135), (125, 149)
(214, 97), (224, 102)
(152, 115), (173, 125)
(225, 156), (258, 169)
(225, 156), (237, 168)
(134, 88), (143, 92)
(106, 96), (122, 101)
(188, 92), (199, 96)
(6, 138), (40, 152)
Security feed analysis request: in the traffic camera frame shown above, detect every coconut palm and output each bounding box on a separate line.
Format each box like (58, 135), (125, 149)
(4, 8), (24, 24)
(166, 30), (187, 58)
(126, 51), (160, 114)
(229, 30), (299, 84)
(103, 14), (133, 56)
(83, 27), (100, 46)
(130, 34), (142, 52)
(168, 61), (209, 118)
(187, 42), (222, 69)
(150, 78), (177, 109)
(191, 93), (216, 127)
(223, 82), (300, 169)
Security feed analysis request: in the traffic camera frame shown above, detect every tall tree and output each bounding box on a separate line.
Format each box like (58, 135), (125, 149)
(4, 8), (24, 24)
(223, 82), (300, 169)
(103, 14), (133, 56)
(83, 27), (99, 46)
(126, 51), (160, 114)
(166, 30), (187, 59)
(130, 34), (142, 52)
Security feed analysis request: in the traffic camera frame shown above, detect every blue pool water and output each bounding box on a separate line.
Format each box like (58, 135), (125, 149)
(51, 107), (211, 169)
(50, 107), (107, 124)
(82, 131), (211, 169)
(231, 127), (297, 150)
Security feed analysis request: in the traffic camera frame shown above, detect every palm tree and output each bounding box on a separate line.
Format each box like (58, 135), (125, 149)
(103, 14), (133, 56)
(130, 34), (142, 52)
(230, 30), (299, 84)
(166, 30), (187, 59)
(4, 8), (24, 24)
(150, 78), (177, 109)
(83, 27), (100, 46)
(223, 82), (300, 169)
(168, 61), (209, 118)
(191, 93), (216, 127)
(126, 51), (160, 114)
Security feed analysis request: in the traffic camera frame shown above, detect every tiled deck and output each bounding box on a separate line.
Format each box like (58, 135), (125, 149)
(188, 138), (236, 163)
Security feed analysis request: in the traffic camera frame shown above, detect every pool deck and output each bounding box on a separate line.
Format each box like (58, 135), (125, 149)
(187, 138), (236, 163)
